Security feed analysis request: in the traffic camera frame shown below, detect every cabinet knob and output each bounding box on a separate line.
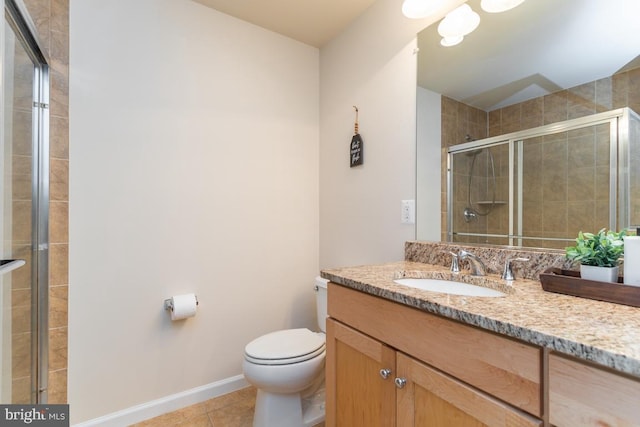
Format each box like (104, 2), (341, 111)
(394, 377), (407, 388)
(379, 368), (392, 380)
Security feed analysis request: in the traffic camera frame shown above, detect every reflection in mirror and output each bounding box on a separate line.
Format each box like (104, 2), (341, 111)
(448, 109), (639, 249)
(416, 0), (640, 248)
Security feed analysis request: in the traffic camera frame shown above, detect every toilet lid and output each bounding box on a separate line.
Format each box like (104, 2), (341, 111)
(245, 328), (325, 365)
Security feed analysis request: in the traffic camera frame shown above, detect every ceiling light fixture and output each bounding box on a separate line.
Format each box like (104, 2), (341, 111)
(437, 4), (480, 47)
(440, 35), (464, 47)
(480, 0), (526, 13)
(401, 0), (448, 19)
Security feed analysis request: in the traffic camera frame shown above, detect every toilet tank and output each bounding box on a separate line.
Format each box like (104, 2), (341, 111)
(314, 276), (329, 333)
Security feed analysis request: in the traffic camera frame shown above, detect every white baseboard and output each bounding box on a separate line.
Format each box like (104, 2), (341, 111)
(72, 375), (249, 427)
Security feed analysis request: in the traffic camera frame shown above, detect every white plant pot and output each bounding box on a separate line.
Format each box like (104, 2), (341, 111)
(580, 264), (619, 283)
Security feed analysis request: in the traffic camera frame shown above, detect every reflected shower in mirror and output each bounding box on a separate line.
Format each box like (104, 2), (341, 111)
(447, 108), (640, 249)
(416, 0), (640, 248)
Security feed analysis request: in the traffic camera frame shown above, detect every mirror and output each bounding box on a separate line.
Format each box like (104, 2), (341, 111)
(416, 0), (640, 248)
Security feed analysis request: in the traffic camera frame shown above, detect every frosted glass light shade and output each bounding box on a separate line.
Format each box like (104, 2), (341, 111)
(480, 0), (526, 13)
(437, 4), (480, 39)
(441, 35), (463, 47)
(402, 0), (448, 19)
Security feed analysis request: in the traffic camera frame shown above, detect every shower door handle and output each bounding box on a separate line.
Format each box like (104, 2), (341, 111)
(0, 259), (26, 276)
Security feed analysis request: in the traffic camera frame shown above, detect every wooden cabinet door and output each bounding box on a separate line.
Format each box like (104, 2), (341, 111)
(328, 283), (542, 417)
(549, 353), (640, 426)
(326, 318), (396, 427)
(396, 353), (541, 427)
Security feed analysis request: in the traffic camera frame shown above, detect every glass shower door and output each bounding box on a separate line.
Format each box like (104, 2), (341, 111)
(448, 110), (623, 249)
(1, 1), (49, 404)
(449, 142), (510, 245)
(516, 123), (614, 249)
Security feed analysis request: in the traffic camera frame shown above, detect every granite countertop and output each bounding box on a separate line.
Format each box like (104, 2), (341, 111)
(321, 260), (640, 378)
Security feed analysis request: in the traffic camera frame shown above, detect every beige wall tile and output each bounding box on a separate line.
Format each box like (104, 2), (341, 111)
(51, 0), (69, 34)
(12, 332), (31, 379)
(50, 30), (69, 76)
(49, 285), (68, 329)
(12, 155), (32, 201)
(542, 201), (568, 233)
(595, 77), (613, 112)
(24, 0), (50, 52)
(522, 200), (542, 234)
(568, 82), (596, 119)
(521, 97), (543, 129)
(11, 200), (31, 244)
(567, 166), (595, 202)
(568, 201), (595, 235)
(10, 247), (31, 290)
(49, 201), (68, 244)
(543, 90), (568, 125)
(50, 158), (69, 201)
(11, 303), (31, 335)
(11, 110), (33, 156)
(49, 243), (68, 286)
(12, 288), (31, 307)
(48, 368), (67, 404)
(612, 71), (629, 109)
(12, 376), (31, 403)
(49, 68), (69, 119)
(50, 116), (69, 160)
(49, 327), (68, 371)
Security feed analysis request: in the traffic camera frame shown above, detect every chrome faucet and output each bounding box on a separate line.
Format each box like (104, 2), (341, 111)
(448, 251), (460, 273)
(501, 257), (530, 281)
(458, 250), (487, 276)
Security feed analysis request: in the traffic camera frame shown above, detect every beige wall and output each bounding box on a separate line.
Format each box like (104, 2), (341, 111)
(67, 0), (468, 421)
(69, 0), (318, 422)
(319, 0), (465, 269)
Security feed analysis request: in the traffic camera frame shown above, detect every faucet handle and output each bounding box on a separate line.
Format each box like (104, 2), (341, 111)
(448, 251), (460, 273)
(502, 257), (529, 281)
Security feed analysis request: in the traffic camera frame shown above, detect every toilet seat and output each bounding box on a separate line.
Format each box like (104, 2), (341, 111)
(245, 328), (326, 366)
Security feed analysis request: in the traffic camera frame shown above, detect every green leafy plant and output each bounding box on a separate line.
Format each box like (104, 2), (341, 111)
(565, 228), (626, 267)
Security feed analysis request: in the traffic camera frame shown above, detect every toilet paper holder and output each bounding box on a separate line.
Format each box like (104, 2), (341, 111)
(164, 295), (199, 312)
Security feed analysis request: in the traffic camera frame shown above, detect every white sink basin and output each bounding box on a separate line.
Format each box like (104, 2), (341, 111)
(393, 278), (505, 297)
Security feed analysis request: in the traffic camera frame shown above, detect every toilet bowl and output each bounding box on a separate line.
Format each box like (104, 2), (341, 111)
(242, 277), (328, 427)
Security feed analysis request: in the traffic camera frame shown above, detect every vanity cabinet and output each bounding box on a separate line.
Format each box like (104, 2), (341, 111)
(326, 283), (543, 427)
(549, 353), (640, 426)
(325, 318), (396, 426)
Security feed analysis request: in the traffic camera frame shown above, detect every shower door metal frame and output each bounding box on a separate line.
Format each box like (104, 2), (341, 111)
(447, 107), (634, 245)
(4, 0), (50, 403)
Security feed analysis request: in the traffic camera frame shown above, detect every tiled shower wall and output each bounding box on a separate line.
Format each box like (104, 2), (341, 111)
(440, 97), (487, 241)
(441, 66), (640, 247)
(23, 0), (69, 404)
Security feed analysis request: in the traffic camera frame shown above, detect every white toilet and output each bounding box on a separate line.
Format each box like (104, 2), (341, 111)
(242, 276), (328, 427)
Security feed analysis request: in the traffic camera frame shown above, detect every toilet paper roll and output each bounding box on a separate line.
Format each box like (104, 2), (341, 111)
(624, 236), (640, 287)
(169, 293), (198, 320)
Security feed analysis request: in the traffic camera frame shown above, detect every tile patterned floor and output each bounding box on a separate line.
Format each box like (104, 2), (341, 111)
(129, 386), (325, 427)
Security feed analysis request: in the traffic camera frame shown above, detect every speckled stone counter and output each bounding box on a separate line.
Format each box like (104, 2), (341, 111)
(321, 243), (640, 379)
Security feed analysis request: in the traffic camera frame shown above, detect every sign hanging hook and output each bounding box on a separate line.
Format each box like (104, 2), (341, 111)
(353, 106), (359, 135)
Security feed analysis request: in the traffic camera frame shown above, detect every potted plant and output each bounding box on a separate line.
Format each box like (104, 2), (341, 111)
(565, 229), (626, 282)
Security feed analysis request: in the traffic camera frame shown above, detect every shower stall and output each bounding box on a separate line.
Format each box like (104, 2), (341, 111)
(1, 0), (50, 403)
(447, 107), (640, 249)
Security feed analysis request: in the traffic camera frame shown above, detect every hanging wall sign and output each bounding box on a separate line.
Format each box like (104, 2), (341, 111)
(350, 106), (363, 167)
(350, 134), (363, 167)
